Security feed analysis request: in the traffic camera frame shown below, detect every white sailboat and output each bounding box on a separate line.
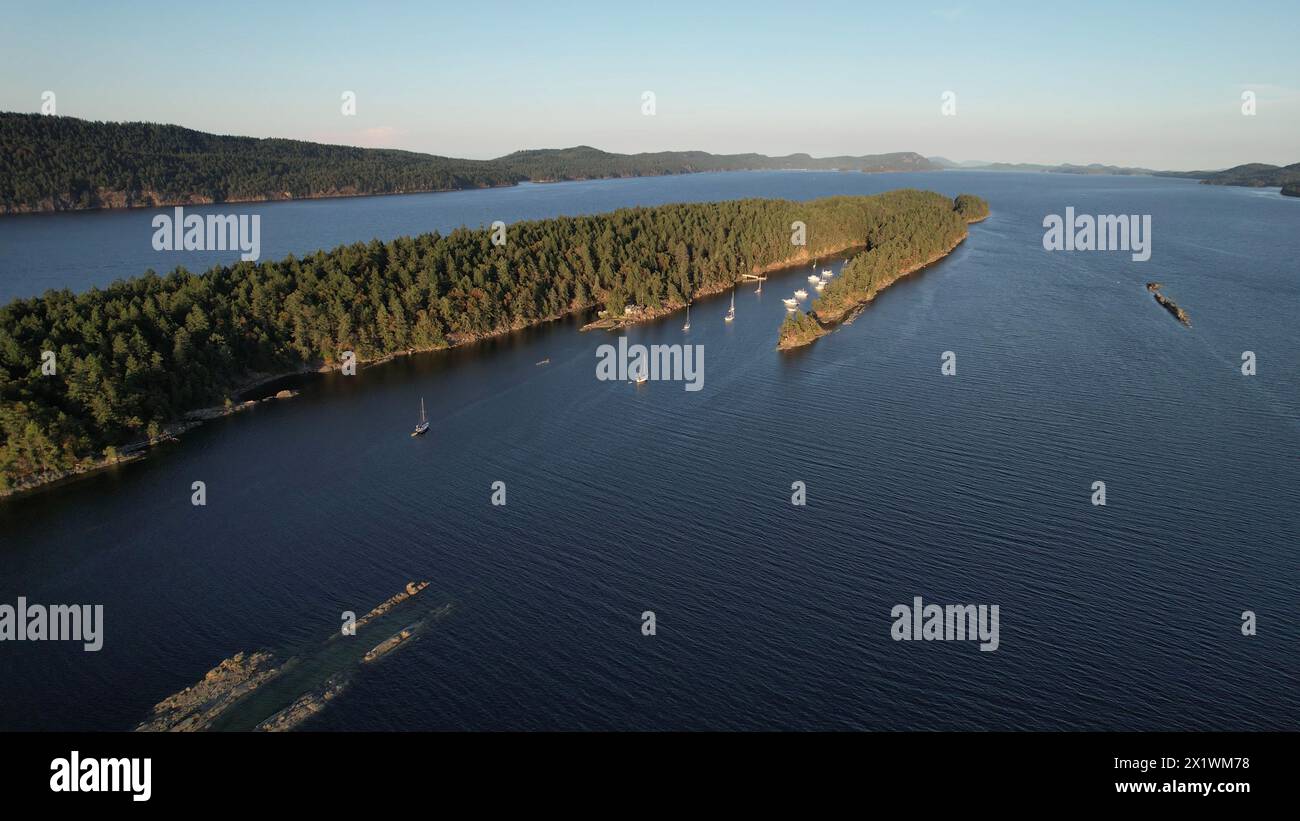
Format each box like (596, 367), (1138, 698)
(682, 302), (691, 331)
(411, 397), (429, 437)
(724, 289), (735, 322)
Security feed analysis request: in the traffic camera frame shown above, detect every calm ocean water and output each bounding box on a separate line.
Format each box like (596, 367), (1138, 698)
(0, 171), (1297, 730)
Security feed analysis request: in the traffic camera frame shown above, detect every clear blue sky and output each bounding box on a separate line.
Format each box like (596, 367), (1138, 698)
(2, 0), (1296, 169)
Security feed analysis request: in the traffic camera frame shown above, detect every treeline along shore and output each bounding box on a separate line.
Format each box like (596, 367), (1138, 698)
(0, 112), (936, 213)
(777, 193), (990, 350)
(0, 189), (986, 495)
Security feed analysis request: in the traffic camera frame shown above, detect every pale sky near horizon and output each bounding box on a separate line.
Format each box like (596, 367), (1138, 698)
(1, 0), (1297, 170)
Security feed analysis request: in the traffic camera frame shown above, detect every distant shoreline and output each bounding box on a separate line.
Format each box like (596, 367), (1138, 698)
(0, 168), (928, 216)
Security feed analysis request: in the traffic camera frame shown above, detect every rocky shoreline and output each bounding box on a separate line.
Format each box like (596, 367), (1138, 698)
(3, 239), (872, 500)
(0, 309), (581, 500)
(580, 242), (866, 333)
(0, 388), (300, 499)
(255, 671), (353, 733)
(134, 582), (439, 732)
(134, 650), (286, 732)
(777, 232), (971, 351)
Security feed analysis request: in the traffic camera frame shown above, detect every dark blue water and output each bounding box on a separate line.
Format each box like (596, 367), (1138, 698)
(1, 171), (1297, 730)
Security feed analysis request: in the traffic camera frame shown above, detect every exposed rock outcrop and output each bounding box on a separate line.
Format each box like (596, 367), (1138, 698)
(135, 650), (284, 732)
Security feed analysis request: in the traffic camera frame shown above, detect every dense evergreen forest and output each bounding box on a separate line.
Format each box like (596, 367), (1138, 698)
(779, 192), (989, 346)
(0, 112), (936, 212)
(0, 113), (520, 211)
(0, 189), (981, 491)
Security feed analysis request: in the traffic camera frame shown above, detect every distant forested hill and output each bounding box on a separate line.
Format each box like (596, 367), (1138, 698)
(935, 159), (1299, 195)
(1155, 162), (1300, 193)
(497, 146), (935, 180)
(0, 113), (938, 213)
(978, 162), (1161, 176)
(0, 113), (520, 212)
(1196, 162), (1300, 193)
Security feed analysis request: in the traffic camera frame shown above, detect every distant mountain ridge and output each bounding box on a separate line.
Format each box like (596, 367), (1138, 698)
(0, 113), (937, 213)
(500, 146), (935, 179)
(932, 156), (1299, 196)
(1186, 162), (1300, 192)
(4, 112), (1294, 212)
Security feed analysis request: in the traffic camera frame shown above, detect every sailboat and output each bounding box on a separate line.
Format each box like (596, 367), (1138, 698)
(682, 302), (691, 331)
(411, 398), (429, 437)
(724, 289), (735, 322)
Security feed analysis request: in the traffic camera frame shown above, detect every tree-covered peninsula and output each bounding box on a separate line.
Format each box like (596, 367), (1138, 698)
(1, 189), (983, 493)
(777, 192), (989, 350)
(0, 112), (937, 213)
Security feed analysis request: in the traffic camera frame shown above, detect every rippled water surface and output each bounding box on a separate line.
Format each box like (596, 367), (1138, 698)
(1, 171), (1296, 730)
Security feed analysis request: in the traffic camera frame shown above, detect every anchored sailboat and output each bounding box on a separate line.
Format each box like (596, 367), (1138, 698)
(683, 302), (691, 331)
(411, 397), (429, 437)
(724, 289), (735, 322)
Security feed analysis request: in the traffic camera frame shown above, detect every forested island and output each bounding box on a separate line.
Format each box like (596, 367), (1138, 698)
(0, 189), (983, 494)
(0, 112), (936, 213)
(932, 156), (1300, 195)
(777, 193), (990, 350)
(1176, 162), (1300, 191)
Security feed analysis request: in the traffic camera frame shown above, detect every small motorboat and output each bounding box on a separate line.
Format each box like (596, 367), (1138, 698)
(808, 274), (821, 284)
(782, 297), (798, 309)
(794, 289), (808, 300)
